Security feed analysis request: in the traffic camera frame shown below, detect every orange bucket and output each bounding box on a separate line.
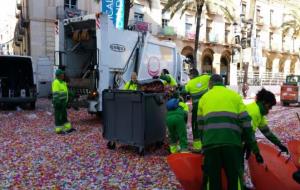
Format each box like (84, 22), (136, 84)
(288, 140), (300, 169)
(248, 143), (300, 190)
(167, 153), (227, 190)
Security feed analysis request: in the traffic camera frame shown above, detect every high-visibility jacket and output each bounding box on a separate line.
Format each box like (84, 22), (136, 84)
(167, 74), (177, 87)
(179, 101), (189, 112)
(123, 81), (138, 90)
(52, 78), (68, 105)
(185, 74), (210, 103)
(246, 102), (281, 145)
(161, 74), (177, 87)
(197, 85), (259, 153)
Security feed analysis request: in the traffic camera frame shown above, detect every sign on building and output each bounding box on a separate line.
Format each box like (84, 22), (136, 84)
(102, 0), (125, 29)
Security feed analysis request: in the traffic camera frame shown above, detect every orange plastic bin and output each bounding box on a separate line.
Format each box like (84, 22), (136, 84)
(288, 140), (300, 169)
(248, 143), (300, 190)
(167, 153), (227, 190)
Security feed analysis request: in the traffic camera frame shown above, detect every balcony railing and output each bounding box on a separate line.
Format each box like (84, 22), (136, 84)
(256, 16), (264, 26)
(185, 32), (195, 40)
(207, 33), (219, 43)
(128, 20), (152, 33)
(238, 71), (287, 86)
(159, 26), (177, 37)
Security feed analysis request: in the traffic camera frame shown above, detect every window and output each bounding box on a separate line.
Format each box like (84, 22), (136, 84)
(185, 23), (192, 35)
(282, 35), (285, 51)
(293, 37), (296, 52)
(270, 9), (274, 25)
(64, 0), (77, 9)
(206, 19), (212, 42)
(256, 29), (261, 39)
(225, 23), (230, 44)
(242, 3), (246, 15)
(134, 12), (144, 22)
(269, 32), (273, 49)
(162, 19), (169, 28)
(256, 6), (261, 22)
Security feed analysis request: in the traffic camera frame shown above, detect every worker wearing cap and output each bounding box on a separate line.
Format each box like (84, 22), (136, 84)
(184, 68), (210, 152)
(166, 98), (188, 153)
(52, 69), (73, 134)
(160, 69), (177, 87)
(123, 72), (138, 90)
(198, 74), (263, 190)
(244, 88), (288, 155)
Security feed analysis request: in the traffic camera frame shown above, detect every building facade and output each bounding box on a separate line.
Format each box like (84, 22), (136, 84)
(13, 0), (100, 73)
(13, 0), (300, 86)
(0, 1), (16, 55)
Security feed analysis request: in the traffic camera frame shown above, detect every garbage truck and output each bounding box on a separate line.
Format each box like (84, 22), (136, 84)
(54, 13), (187, 114)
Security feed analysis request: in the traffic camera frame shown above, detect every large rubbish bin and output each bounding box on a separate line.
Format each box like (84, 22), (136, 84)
(102, 90), (166, 155)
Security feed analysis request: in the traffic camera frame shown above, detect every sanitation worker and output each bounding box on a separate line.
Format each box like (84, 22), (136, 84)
(123, 72), (138, 90)
(197, 74), (263, 190)
(166, 98), (188, 153)
(52, 69), (74, 134)
(184, 68), (210, 152)
(244, 88), (288, 157)
(160, 69), (177, 87)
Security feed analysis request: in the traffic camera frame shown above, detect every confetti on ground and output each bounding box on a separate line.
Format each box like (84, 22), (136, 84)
(1, 99), (300, 189)
(0, 99), (181, 189)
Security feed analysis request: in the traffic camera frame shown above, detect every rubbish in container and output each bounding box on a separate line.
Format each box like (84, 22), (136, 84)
(138, 79), (165, 93)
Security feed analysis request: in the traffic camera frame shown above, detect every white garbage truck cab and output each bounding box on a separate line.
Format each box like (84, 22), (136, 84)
(55, 13), (186, 113)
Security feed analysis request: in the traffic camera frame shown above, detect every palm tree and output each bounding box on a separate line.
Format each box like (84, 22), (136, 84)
(162, 0), (236, 69)
(282, 7), (300, 38)
(94, 0), (152, 29)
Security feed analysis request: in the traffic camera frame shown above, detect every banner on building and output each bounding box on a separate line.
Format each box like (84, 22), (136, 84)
(102, 0), (125, 29)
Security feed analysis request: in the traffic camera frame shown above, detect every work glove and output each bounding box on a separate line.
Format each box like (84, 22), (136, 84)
(243, 144), (251, 160)
(278, 144), (289, 154)
(255, 153), (264, 164)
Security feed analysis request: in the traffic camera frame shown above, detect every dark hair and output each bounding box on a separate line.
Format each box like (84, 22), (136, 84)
(189, 68), (199, 76)
(210, 74), (223, 85)
(162, 69), (169, 75)
(256, 88), (276, 106)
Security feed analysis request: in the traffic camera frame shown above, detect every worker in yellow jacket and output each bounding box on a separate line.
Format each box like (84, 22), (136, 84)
(245, 88), (288, 155)
(52, 69), (74, 134)
(197, 74), (263, 190)
(160, 69), (177, 87)
(124, 72), (138, 90)
(184, 68), (210, 152)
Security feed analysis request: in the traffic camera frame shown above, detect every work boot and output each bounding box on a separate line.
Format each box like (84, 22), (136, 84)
(192, 140), (202, 153)
(55, 126), (65, 134)
(169, 145), (178, 154)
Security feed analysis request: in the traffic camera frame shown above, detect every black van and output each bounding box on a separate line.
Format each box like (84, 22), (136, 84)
(0, 56), (37, 109)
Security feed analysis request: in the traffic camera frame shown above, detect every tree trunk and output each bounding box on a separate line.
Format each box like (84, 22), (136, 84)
(193, 2), (204, 70)
(124, 0), (131, 29)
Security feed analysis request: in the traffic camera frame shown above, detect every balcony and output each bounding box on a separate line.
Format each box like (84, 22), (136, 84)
(128, 20), (152, 33)
(16, 0), (22, 10)
(256, 16), (264, 27)
(185, 32), (196, 40)
(206, 33), (219, 44)
(56, 6), (87, 19)
(159, 26), (177, 37)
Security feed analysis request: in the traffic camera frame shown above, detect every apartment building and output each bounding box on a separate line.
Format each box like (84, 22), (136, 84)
(13, 0), (300, 86)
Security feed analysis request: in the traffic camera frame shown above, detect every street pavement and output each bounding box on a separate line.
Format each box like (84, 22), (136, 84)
(1, 99), (300, 189)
